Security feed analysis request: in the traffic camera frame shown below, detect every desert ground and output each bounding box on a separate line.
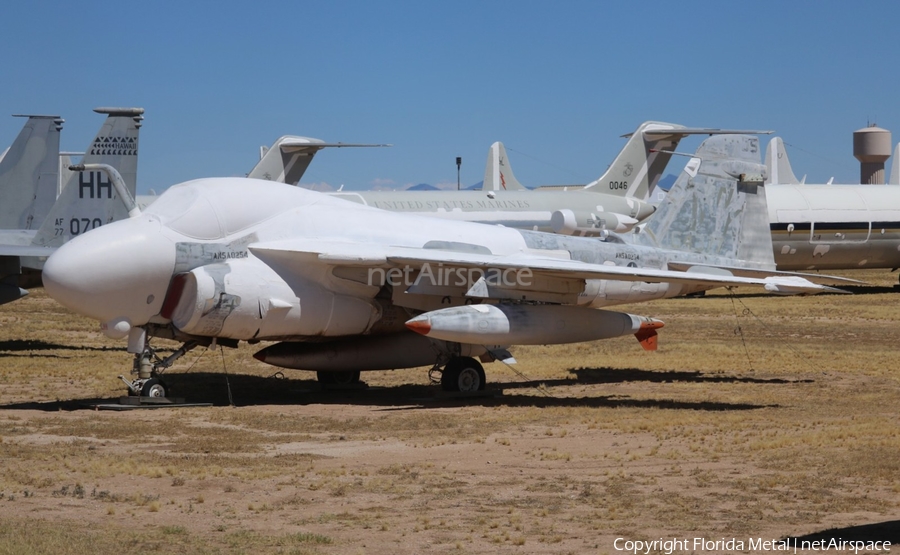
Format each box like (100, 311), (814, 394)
(1, 271), (899, 554)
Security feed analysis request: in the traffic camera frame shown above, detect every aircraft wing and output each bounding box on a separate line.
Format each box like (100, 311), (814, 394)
(249, 239), (845, 300)
(666, 261), (864, 285)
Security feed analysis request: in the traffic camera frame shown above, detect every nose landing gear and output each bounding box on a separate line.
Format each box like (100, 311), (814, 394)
(121, 340), (199, 397)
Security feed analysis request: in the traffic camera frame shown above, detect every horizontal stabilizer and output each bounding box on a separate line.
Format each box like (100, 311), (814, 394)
(248, 135), (390, 185)
(630, 127), (773, 139)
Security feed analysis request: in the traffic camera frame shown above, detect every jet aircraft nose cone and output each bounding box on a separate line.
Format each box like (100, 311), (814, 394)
(43, 216), (176, 327)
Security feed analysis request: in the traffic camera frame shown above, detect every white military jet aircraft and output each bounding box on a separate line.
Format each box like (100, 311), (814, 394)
(42, 134), (841, 397)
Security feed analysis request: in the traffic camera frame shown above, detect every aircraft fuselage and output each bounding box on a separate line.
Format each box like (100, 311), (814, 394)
(767, 185), (900, 270)
(330, 188), (655, 235)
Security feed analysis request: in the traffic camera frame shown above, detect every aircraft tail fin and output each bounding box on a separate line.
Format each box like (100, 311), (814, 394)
(33, 108), (143, 248)
(248, 136), (391, 186)
(764, 137), (800, 185)
(584, 122), (686, 200)
(248, 136), (326, 185)
(481, 142), (527, 191)
(0, 115), (63, 230)
(634, 134), (775, 269)
(584, 122), (771, 201)
(891, 143), (900, 185)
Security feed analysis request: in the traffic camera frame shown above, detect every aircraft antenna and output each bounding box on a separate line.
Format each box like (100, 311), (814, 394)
(456, 156), (462, 190)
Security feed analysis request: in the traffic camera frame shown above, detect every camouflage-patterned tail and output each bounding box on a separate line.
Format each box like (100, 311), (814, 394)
(248, 136), (391, 186)
(33, 107), (143, 248)
(481, 142), (527, 191)
(0, 114), (64, 230)
(764, 137), (801, 185)
(633, 134), (776, 269)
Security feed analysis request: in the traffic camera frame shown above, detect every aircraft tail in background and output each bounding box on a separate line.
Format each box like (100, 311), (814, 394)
(584, 122), (771, 201)
(481, 142), (527, 191)
(33, 107), (144, 248)
(248, 136), (390, 186)
(764, 137), (801, 185)
(0, 114), (64, 230)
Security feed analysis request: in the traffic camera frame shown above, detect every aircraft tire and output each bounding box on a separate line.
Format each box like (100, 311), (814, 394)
(441, 357), (486, 392)
(141, 378), (167, 398)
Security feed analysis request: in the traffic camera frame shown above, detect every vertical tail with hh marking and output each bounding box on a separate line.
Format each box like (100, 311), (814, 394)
(33, 108), (143, 247)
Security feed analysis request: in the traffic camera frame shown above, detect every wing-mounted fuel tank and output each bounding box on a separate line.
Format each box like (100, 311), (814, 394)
(405, 303), (663, 349)
(159, 258), (381, 340)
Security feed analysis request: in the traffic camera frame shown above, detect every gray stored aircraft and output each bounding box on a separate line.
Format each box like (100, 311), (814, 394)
(0, 107), (143, 304)
(0, 114), (64, 232)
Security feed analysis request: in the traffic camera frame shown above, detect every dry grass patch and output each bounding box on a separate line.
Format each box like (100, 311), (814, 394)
(2, 277), (900, 552)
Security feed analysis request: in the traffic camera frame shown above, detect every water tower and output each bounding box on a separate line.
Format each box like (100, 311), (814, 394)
(853, 124), (892, 184)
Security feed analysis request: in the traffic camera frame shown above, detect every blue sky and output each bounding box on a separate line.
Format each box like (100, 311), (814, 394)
(2, 1), (898, 193)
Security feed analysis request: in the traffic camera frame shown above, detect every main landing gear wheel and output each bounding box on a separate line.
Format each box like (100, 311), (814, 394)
(441, 357), (486, 393)
(140, 377), (167, 398)
(317, 370), (361, 386)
